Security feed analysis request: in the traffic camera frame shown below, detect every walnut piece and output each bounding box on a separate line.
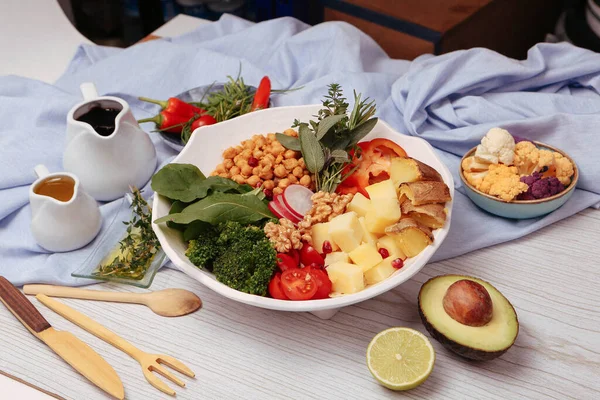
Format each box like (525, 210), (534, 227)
(264, 218), (302, 253)
(297, 191), (354, 239)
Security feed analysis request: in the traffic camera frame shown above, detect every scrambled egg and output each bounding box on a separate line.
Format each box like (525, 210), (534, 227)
(477, 164), (528, 202)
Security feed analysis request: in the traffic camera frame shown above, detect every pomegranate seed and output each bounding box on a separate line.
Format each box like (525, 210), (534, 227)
(378, 248), (389, 258)
(263, 189), (273, 200)
(322, 240), (333, 254)
(248, 157), (259, 167)
(391, 258), (404, 269)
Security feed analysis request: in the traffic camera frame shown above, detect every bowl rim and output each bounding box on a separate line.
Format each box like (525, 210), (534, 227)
(459, 141), (579, 204)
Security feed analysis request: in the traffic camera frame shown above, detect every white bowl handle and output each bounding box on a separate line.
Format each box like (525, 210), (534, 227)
(80, 82), (98, 101)
(34, 165), (50, 179)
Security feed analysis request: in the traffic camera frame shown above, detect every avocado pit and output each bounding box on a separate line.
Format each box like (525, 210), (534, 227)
(442, 279), (493, 327)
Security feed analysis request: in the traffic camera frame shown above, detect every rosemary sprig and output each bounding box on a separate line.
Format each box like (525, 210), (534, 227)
(93, 187), (161, 280)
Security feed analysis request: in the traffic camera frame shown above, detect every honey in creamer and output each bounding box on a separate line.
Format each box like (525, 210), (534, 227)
(34, 176), (75, 202)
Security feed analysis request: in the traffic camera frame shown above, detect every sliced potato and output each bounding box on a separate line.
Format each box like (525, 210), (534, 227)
(461, 156), (491, 173)
(400, 200), (447, 229)
(390, 157), (442, 186)
(399, 181), (451, 206)
(385, 218), (433, 258)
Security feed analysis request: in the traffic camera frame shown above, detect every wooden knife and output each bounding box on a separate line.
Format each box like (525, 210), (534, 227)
(0, 277), (124, 400)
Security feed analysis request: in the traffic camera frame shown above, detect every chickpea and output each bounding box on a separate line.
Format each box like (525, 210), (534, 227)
(243, 140), (254, 150)
(241, 165), (253, 177)
(263, 154), (276, 164)
(230, 166), (241, 176)
(275, 154), (284, 164)
(231, 174), (246, 184)
(263, 180), (275, 190)
(210, 171), (219, 176)
(241, 149), (252, 158)
(278, 178), (291, 189)
(259, 169), (274, 180)
(292, 166), (304, 178)
(246, 175), (261, 187)
(219, 172), (229, 178)
(224, 158), (234, 169)
(252, 167), (261, 176)
(298, 158), (306, 169)
(283, 149), (297, 159)
(223, 147), (238, 159)
(300, 175), (311, 186)
(267, 133), (277, 142)
(274, 165), (287, 178)
(283, 128), (298, 137)
(271, 144), (285, 156)
(214, 163), (226, 173)
(273, 187), (284, 196)
(235, 158), (248, 168)
(252, 149), (264, 159)
(283, 158), (298, 170)
(255, 136), (267, 148)
(287, 174), (298, 184)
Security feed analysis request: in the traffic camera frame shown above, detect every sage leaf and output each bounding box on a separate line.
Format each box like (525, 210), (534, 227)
(299, 124), (325, 173)
(151, 164), (206, 202)
(347, 117), (378, 147)
(330, 149), (349, 163)
(275, 133), (301, 151)
(316, 114), (346, 140)
(154, 192), (275, 225)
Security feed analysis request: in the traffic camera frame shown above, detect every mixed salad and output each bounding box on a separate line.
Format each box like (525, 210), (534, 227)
(153, 84), (452, 300)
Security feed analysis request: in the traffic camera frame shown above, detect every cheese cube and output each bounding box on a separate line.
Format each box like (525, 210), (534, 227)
(328, 212), (364, 253)
(365, 180), (397, 201)
(347, 193), (371, 217)
(364, 199), (401, 234)
(359, 217), (378, 246)
(311, 222), (339, 253)
(348, 243), (383, 272)
(326, 262), (365, 294)
(325, 251), (349, 266)
(365, 257), (398, 285)
(377, 235), (407, 260)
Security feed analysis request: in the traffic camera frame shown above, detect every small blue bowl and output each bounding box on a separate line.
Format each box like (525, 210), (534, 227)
(459, 142), (578, 219)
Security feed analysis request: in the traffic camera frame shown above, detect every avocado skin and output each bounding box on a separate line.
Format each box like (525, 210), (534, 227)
(418, 275), (518, 361)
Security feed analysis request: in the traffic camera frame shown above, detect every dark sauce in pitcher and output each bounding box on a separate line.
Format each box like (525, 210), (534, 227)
(76, 106), (121, 136)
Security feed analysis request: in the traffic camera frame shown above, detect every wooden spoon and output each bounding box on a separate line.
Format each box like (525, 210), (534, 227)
(23, 285), (202, 317)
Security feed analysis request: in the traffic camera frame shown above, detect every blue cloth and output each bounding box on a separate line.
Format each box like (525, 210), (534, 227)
(1, 15), (599, 286)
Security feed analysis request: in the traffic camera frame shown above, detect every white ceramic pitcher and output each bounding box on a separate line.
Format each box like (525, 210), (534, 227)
(64, 83), (157, 201)
(29, 165), (102, 252)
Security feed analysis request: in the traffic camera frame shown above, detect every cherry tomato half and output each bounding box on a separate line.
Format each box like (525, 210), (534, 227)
(276, 253), (298, 272)
(300, 244), (325, 267)
(305, 266), (333, 300)
(280, 269), (318, 300)
(268, 273), (288, 300)
(287, 248), (300, 266)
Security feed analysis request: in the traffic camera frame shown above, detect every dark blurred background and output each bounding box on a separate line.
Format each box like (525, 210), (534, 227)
(59, 0), (600, 59)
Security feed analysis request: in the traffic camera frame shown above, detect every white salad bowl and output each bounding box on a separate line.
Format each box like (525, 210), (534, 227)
(152, 105), (454, 319)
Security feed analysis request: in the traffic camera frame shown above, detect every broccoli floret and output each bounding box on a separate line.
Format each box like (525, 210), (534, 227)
(185, 227), (219, 270)
(212, 222), (277, 296)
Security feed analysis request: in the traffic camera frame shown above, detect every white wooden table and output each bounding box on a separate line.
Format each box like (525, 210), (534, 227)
(1, 208), (598, 399)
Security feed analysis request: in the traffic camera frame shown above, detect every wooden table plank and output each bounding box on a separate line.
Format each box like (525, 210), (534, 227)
(0, 209), (598, 399)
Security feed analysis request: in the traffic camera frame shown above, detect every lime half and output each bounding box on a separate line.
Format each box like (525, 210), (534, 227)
(366, 327), (435, 391)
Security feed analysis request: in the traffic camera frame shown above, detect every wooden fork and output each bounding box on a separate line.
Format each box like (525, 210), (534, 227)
(36, 294), (195, 396)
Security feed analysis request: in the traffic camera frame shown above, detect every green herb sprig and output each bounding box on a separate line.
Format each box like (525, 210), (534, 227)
(93, 188), (161, 280)
(278, 84), (377, 192)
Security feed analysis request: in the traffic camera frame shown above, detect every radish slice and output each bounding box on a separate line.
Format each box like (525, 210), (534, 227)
(282, 185), (314, 217)
(275, 194), (303, 220)
(268, 199), (301, 224)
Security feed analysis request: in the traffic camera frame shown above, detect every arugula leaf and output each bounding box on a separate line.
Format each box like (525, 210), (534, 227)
(183, 220), (213, 241)
(166, 201), (188, 231)
(275, 133), (301, 151)
(155, 192), (275, 225)
(299, 124), (325, 173)
(151, 164), (206, 202)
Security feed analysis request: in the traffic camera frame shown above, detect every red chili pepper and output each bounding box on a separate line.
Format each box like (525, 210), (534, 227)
(138, 96), (205, 119)
(251, 76), (271, 111)
(191, 114), (217, 130)
(137, 111), (191, 134)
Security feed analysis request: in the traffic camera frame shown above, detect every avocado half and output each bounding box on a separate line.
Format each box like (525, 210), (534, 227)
(418, 275), (519, 361)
